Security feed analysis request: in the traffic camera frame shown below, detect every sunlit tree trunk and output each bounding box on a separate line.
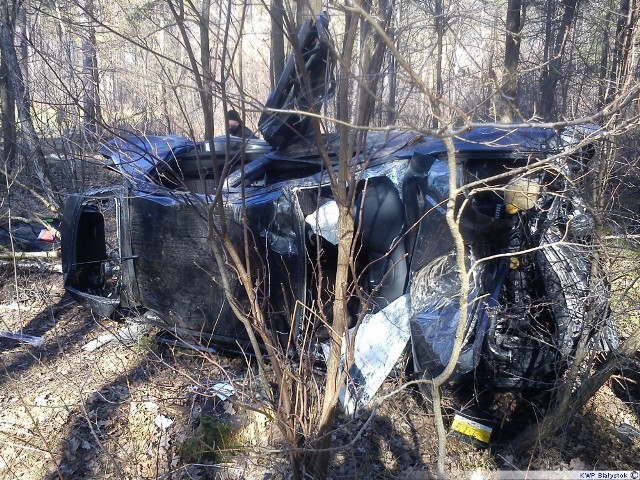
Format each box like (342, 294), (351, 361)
(201, 0), (214, 139)
(16, 1), (29, 105)
(357, 0), (394, 127)
(158, 11), (172, 134)
(502, 0), (523, 121)
(81, 0), (101, 136)
(0, 49), (16, 172)
(386, 18), (397, 125)
(270, 0), (285, 88)
(597, 11), (610, 106)
(308, 12), (359, 480)
(433, 0), (444, 128)
(0, 8), (59, 210)
(540, 0), (581, 119)
(607, 0), (637, 104)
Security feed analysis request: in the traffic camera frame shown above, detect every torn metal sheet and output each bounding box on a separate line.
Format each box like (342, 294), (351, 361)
(322, 294), (411, 415)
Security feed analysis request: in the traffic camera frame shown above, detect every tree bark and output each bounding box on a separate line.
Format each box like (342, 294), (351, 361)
(433, 0), (444, 128)
(597, 12), (610, 107)
(81, 0), (101, 137)
(386, 15), (397, 125)
(168, 0), (221, 183)
(356, 0), (392, 127)
(502, 0), (523, 122)
(270, 0), (286, 89)
(539, 0), (580, 120)
(308, 14), (359, 480)
(200, 0), (214, 140)
(0, 8), (60, 211)
(0, 46), (16, 172)
(607, 0), (637, 105)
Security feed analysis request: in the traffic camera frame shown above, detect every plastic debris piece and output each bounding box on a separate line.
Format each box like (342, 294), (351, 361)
(450, 413), (493, 447)
(154, 414), (173, 430)
(82, 334), (115, 352)
(305, 200), (339, 245)
(617, 423), (640, 438)
(0, 330), (44, 347)
(82, 321), (152, 351)
(206, 382), (235, 401)
(35, 393), (49, 407)
(37, 228), (58, 242)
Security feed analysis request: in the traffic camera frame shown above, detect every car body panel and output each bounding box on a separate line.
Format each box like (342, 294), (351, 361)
(61, 15), (617, 390)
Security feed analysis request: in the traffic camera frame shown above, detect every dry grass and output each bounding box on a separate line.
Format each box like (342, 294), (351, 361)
(0, 263), (638, 479)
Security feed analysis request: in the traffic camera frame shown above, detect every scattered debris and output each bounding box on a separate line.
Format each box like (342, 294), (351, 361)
(188, 381), (236, 401)
(0, 330), (44, 347)
(613, 423), (640, 445)
(207, 382), (235, 401)
(450, 413), (493, 448)
(81, 320), (152, 352)
(154, 415), (174, 430)
(617, 422), (640, 437)
(305, 200), (339, 245)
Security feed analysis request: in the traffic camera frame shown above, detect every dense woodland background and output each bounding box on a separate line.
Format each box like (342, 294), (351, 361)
(1, 0), (640, 479)
(2, 0), (640, 216)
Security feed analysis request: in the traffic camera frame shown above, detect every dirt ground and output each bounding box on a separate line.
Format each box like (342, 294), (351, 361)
(0, 263), (638, 480)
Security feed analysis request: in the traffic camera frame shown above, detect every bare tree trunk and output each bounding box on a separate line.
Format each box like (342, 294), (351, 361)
(597, 11), (611, 107)
(433, 0), (444, 128)
(356, 0), (392, 126)
(168, 0), (220, 181)
(502, 0), (523, 122)
(200, 0), (214, 139)
(270, 0), (286, 89)
(16, 2), (29, 107)
(0, 49), (16, 173)
(308, 14), (359, 479)
(386, 13), (397, 125)
(81, 0), (101, 137)
(607, 0), (637, 105)
(157, 10), (170, 134)
(0, 10), (59, 211)
(540, 0), (580, 119)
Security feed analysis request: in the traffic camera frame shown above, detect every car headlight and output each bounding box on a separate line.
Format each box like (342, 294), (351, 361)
(504, 177), (541, 214)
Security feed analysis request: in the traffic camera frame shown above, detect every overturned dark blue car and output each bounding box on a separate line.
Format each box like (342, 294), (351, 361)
(61, 18), (617, 396)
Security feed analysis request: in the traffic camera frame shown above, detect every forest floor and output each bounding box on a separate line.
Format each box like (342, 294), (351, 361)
(0, 161), (639, 479)
(0, 264), (639, 480)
